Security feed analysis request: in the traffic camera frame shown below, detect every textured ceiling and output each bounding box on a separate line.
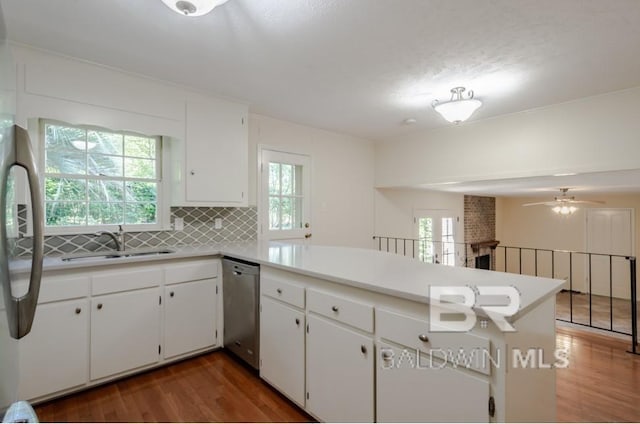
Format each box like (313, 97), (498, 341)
(2, 0), (640, 141)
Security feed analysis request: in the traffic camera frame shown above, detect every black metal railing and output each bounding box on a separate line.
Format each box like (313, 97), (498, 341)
(373, 236), (639, 355)
(372, 235), (472, 266)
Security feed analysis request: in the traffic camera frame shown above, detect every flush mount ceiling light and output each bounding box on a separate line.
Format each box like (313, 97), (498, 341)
(522, 188), (605, 216)
(432, 87), (482, 124)
(161, 0), (229, 17)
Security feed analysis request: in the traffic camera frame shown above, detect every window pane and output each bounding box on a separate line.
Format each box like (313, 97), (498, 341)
(126, 182), (157, 202)
(293, 165), (303, 196)
(88, 130), (123, 155)
(45, 124), (86, 151)
(46, 150), (86, 175)
(45, 202), (86, 226)
(88, 180), (124, 202)
(269, 196), (280, 230)
(281, 164), (293, 195)
(88, 203), (124, 225)
(125, 157), (156, 179)
(269, 163), (280, 195)
(87, 154), (123, 177)
(281, 197), (292, 230)
(125, 135), (156, 158)
(125, 203), (156, 224)
(45, 178), (86, 201)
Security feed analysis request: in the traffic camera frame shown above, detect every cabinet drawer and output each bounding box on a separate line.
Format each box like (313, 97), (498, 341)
(13, 275), (90, 304)
(261, 276), (305, 308)
(307, 289), (373, 333)
(165, 260), (218, 285)
(39, 276), (90, 303)
(377, 308), (491, 375)
(92, 267), (162, 295)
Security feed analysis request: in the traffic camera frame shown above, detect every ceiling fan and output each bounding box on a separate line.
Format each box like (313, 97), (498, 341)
(522, 188), (605, 215)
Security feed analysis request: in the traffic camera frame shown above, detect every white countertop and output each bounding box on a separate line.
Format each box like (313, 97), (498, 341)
(10, 241), (564, 320)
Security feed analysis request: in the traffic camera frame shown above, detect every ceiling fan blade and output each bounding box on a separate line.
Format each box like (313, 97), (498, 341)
(566, 199), (606, 205)
(522, 201), (559, 207)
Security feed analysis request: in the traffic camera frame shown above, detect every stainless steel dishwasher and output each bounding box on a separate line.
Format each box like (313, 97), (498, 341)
(222, 257), (260, 369)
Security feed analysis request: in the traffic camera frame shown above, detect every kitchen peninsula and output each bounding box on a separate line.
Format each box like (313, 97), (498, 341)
(11, 242), (564, 422)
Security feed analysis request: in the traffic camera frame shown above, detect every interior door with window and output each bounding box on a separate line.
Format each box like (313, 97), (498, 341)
(259, 149), (310, 240)
(414, 209), (460, 266)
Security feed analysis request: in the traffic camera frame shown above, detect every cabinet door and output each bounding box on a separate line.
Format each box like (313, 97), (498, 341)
(376, 342), (489, 423)
(185, 97), (248, 204)
(91, 287), (160, 381)
(260, 297), (305, 407)
(18, 299), (89, 400)
(306, 315), (374, 422)
(164, 278), (217, 359)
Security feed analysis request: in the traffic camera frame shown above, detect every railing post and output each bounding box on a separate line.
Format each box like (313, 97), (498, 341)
(628, 257), (638, 355)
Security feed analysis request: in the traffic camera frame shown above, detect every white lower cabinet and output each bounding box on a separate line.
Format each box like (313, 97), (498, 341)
(90, 287), (161, 380)
(260, 296), (305, 407)
(306, 314), (374, 422)
(164, 278), (218, 359)
(18, 298), (89, 400)
(376, 342), (489, 423)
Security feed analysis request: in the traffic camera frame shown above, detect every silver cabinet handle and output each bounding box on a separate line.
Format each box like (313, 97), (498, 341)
(418, 334), (430, 342)
(0, 125), (44, 339)
(276, 288), (282, 294)
(75, 308), (81, 314)
(331, 305), (339, 312)
(361, 345), (367, 354)
(381, 349), (393, 360)
(97, 303), (103, 310)
(170, 291), (175, 297)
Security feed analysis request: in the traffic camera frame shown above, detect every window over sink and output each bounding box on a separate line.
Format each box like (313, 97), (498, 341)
(41, 120), (164, 233)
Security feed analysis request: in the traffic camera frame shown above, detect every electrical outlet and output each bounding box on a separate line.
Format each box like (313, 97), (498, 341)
(214, 218), (222, 230)
(173, 217), (184, 231)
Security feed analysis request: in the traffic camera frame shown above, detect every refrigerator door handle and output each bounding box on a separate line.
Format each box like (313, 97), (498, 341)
(0, 125), (44, 339)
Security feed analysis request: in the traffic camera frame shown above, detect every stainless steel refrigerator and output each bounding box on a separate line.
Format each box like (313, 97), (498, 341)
(0, 2), (45, 422)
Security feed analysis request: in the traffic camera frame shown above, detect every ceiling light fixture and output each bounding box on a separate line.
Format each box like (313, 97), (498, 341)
(522, 188), (605, 216)
(161, 0), (229, 17)
(432, 87), (482, 124)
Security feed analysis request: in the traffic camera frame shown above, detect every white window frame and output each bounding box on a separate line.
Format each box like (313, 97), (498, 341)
(39, 119), (170, 235)
(258, 146), (311, 240)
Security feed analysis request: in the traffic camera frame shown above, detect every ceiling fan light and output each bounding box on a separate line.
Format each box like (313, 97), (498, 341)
(161, 0), (229, 17)
(432, 87), (482, 124)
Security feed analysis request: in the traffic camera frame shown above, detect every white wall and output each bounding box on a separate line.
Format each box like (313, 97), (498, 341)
(374, 188), (464, 240)
(376, 87), (640, 187)
(496, 194), (640, 297)
(248, 114), (375, 248)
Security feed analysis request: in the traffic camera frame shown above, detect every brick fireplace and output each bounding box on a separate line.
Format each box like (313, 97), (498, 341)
(464, 195), (498, 269)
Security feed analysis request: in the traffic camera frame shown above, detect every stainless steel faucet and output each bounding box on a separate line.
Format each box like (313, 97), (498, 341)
(95, 225), (125, 251)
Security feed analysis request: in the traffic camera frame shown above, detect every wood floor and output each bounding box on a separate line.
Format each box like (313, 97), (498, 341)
(35, 352), (311, 422)
(556, 290), (640, 338)
(35, 329), (640, 423)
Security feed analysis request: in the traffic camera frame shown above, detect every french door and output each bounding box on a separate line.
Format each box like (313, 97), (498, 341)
(413, 209), (459, 266)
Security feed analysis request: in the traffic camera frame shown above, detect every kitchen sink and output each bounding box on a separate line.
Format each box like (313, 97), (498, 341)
(61, 248), (175, 262)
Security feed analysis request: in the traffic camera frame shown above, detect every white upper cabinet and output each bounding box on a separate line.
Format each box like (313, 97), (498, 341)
(172, 96), (248, 206)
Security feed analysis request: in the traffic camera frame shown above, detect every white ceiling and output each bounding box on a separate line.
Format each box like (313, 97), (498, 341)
(3, 0), (640, 142)
(415, 169), (640, 197)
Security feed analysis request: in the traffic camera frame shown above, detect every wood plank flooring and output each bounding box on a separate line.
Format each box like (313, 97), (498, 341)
(556, 290), (640, 338)
(35, 351), (311, 422)
(35, 329), (640, 422)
